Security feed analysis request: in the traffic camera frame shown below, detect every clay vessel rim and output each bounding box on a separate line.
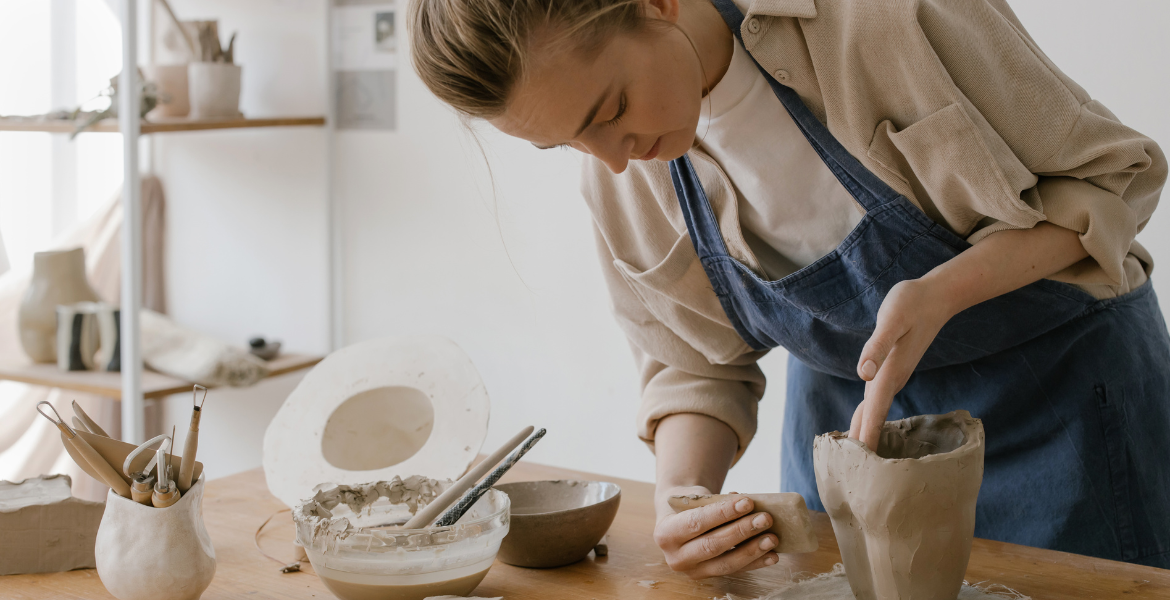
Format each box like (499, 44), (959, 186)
(817, 418), (983, 463)
(298, 483), (510, 536)
(494, 480), (621, 517)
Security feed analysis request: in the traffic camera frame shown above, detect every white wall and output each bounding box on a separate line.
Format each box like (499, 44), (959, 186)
(157, 1), (1170, 494)
(154, 0), (330, 478)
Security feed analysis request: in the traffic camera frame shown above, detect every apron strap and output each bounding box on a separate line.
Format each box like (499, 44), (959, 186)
(669, 155), (731, 259)
(707, 0), (902, 213)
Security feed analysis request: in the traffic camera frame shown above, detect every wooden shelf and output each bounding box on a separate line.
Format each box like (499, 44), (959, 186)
(0, 353), (322, 400)
(0, 116), (326, 134)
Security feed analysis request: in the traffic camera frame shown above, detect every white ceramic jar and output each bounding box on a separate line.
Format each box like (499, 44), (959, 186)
(187, 62), (241, 119)
(95, 476), (217, 600)
(18, 248), (100, 363)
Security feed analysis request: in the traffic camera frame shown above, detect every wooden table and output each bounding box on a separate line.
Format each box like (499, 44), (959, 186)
(5, 462), (1167, 599)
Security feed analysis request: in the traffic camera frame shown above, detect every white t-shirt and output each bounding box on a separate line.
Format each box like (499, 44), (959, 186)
(696, 37), (862, 280)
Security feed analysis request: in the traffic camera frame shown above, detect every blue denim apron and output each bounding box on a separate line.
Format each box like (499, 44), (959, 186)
(670, 0), (1170, 567)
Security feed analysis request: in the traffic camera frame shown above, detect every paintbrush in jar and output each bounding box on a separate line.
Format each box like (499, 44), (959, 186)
(433, 428), (546, 527)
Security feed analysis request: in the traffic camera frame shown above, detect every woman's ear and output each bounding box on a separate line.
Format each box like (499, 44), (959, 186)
(643, 0), (682, 24)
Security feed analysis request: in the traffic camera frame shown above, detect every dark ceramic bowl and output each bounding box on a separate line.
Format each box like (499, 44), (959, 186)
(493, 480), (621, 568)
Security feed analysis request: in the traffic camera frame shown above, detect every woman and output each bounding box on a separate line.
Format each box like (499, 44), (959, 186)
(410, 0), (1170, 575)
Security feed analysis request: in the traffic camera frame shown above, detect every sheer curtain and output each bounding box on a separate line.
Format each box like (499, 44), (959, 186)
(0, 176), (165, 501)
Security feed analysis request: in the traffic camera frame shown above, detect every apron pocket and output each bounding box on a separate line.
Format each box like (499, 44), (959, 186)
(1094, 383), (1140, 561)
(614, 233), (751, 364)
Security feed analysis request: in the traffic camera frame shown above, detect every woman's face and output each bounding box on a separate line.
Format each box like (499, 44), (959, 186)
(489, 9), (705, 174)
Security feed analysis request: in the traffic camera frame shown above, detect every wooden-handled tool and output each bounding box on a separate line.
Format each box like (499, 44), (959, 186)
(124, 434), (168, 506)
(433, 428), (547, 528)
(403, 425), (535, 529)
(177, 385), (207, 493)
(152, 428), (181, 508)
(71, 400), (110, 438)
(36, 402), (131, 499)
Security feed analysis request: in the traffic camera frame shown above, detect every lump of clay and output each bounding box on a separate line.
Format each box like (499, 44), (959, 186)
(813, 410), (984, 600)
(667, 493), (818, 553)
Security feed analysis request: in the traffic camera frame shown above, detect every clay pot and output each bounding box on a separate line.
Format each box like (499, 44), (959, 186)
(18, 248), (100, 363)
(95, 476), (216, 600)
(814, 410), (985, 600)
(494, 480), (620, 568)
(143, 64), (190, 118)
(187, 62), (241, 119)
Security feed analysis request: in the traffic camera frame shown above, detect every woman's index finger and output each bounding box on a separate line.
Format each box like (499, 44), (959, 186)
(666, 495), (754, 543)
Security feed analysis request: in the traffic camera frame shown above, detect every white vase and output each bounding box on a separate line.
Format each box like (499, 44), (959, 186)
(95, 476), (217, 600)
(187, 62), (241, 119)
(18, 248), (100, 363)
(143, 64), (190, 118)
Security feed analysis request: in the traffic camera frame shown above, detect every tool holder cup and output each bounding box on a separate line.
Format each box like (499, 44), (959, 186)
(95, 475), (217, 600)
(813, 411), (985, 600)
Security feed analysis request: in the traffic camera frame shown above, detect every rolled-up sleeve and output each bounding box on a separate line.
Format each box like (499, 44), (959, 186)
(592, 225), (766, 464)
(918, 0), (1167, 292)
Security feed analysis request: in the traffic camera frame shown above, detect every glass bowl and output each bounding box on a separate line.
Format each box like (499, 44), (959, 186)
(294, 479), (510, 600)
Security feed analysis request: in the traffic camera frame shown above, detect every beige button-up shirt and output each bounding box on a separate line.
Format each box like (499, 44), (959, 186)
(581, 0), (1167, 461)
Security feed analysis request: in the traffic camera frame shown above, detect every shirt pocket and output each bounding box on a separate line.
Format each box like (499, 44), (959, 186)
(613, 233), (751, 365)
(867, 102), (1043, 237)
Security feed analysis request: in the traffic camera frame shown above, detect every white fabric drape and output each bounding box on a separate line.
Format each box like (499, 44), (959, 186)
(0, 177), (166, 501)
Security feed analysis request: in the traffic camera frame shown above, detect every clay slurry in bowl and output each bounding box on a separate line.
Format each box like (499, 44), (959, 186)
(294, 476), (510, 600)
(814, 410), (985, 600)
(494, 480), (620, 568)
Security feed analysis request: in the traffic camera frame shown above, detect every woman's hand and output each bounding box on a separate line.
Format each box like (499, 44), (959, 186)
(850, 223), (1090, 450)
(654, 485), (779, 579)
(851, 278), (954, 450)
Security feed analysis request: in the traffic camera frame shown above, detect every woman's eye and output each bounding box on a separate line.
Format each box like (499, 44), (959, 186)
(605, 94), (627, 127)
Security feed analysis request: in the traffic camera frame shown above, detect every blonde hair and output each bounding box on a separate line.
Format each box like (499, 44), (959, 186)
(409, 0), (648, 120)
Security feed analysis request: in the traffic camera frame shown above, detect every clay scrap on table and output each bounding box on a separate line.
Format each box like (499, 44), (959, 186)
(0, 474), (105, 575)
(295, 476), (446, 544)
(668, 492), (818, 554)
(711, 563), (1030, 600)
(814, 410), (985, 600)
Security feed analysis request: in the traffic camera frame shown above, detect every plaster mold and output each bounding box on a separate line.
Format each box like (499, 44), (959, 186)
(813, 410), (984, 600)
(264, 336), (489, 508)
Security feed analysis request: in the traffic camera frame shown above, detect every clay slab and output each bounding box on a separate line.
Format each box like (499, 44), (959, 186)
(0, 474), (104, 575)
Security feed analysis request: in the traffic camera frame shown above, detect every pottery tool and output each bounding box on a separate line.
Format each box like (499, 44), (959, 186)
(35, 402), (131, 499)
(124, 434), (168, 506)
(60, 429), (202, 492)
(71, 399), (110, 438)
(434, 428), (546, 527)
(177, 385), (207, 493)
(668, 493), (818, 554)
(152, 429), (181, 508)
(403, 425), (535, 529)
(71, 417), (90, 434)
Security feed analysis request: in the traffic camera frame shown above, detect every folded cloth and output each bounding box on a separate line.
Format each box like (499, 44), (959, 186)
(141, 309), (268, 386)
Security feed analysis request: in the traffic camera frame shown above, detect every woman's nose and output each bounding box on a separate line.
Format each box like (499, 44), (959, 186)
(580, 133), (633, 174)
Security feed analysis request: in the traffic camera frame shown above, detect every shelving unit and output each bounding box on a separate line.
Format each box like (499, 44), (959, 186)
(0, 116), (326, 135)
(0, 354), (322, 401)
(7, 0), (334, 444)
